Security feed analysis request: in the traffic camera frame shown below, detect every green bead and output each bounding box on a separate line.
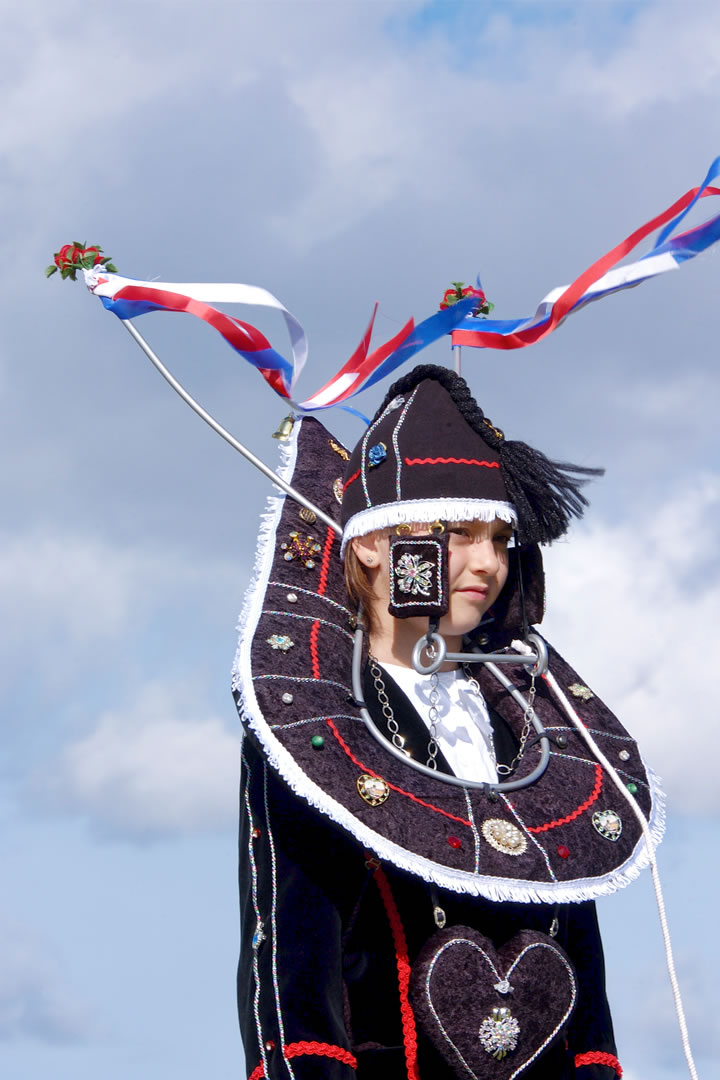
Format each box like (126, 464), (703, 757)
(311, 735), (325, 750)
(626, 782), (638, 794)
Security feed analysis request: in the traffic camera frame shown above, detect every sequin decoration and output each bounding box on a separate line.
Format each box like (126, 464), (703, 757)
(267, 634), (294, 652)
(478, 1007), (520, 1060)
(368, 442), (387, 467)
(481, 818), (528, 856)
(592, 809), (623, 841)
(568, 682), (594, 701)
(394, 552), (434, 597)
(332, 477), (344, 505)
(280, 531), (323, 568)
(357, 773), (390, 806)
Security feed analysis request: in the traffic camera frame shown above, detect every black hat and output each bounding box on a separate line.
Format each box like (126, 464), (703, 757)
(341, 365), (601, 554)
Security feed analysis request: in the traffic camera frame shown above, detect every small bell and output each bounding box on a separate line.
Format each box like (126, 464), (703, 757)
(272, 415), (295, 441)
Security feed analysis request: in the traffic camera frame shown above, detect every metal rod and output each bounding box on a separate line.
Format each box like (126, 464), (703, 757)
(453, 342), (462, 376)
(121, 320), (341, 535)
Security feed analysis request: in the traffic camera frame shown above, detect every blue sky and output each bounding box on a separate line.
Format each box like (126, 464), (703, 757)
(3, 1), (720, 1078)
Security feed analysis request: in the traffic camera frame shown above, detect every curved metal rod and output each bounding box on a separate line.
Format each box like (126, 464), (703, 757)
(352, 626), (550, 792)
(412, 631), (549, 677)
(121, 320), (341, 535)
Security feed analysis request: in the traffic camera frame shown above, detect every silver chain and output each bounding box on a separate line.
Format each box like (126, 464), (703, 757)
(369, 656), (409, 755)
(426, 671), (439, 769)
(495, 672), (537, 777)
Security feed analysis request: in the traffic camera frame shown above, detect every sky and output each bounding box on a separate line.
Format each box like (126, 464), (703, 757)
(2, 1), (719, 1077)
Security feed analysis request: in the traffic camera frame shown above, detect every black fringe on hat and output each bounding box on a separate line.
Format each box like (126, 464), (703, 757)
(376, 365), (603, 545)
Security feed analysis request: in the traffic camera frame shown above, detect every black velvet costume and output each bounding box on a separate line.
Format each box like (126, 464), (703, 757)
(234, 408), (660, 1080)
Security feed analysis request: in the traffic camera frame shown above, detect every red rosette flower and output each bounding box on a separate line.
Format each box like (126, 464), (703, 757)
(46, 242), (117, 281)
(439, 280), (494, 318)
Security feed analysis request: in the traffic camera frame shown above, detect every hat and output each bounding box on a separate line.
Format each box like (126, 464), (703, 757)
(340, 365), (601, 556)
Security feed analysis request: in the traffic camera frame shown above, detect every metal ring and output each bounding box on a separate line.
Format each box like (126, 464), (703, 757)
(524, 632), (549, 676)
(412, 632), (447, 674)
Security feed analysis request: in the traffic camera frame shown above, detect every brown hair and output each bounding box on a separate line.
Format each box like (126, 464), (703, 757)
(344, 544), (376, 632)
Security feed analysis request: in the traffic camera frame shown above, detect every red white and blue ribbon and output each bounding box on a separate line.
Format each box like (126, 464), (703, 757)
(85, 156), (720, 414)
(451, 155), (720, 351)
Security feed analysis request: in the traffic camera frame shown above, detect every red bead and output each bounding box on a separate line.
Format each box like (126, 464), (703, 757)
(448, 835), (462, 849)
(264, 1040), (275, 1052)
(252, 827), (261, 840)
(557, 845), (570, 859)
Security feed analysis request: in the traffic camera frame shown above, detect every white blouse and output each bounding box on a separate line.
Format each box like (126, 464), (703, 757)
(379, 662), (498, 784)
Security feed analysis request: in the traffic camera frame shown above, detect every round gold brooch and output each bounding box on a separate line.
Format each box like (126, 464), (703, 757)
(481, 818), (528, 856)
(357, 774), (390, 807)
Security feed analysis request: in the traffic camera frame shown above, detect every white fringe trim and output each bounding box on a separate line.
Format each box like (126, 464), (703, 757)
(340, 499), (517, 558)
(232, 430), (659, 902)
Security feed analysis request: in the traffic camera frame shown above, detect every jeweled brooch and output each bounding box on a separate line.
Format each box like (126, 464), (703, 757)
(267, 634), (294, 652)
(481, 819), (528, 856)
(478, 1007), (520, 1060)
(568, 682), (594, 702)
(357, 774), (390, 806)
(280, 531), (322, 569)
(368, 442), (387, 467)
(592, 809), (622, 841)
(394, 552), (434, 597)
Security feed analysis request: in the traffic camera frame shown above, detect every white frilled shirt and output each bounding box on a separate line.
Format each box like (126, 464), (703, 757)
(379, 661), (498, 784)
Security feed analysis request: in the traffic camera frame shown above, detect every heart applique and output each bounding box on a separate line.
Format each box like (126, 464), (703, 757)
(409, 926), (577, 1079)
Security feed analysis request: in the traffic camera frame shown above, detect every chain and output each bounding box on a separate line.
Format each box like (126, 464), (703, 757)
(369, 657), (409, 755)
(495, 672), (537, 777)
(426, 672), (439, 769)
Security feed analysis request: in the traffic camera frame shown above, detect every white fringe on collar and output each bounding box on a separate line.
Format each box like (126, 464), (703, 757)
(341, 498), (517, 558)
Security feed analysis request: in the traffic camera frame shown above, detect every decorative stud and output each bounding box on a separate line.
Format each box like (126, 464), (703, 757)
(626, 782), (638, 794)
(264, 1040), (275, 1052)
(299, 506), (316, 525)
(555, 734), (568, 749)
(493, 978), (513, 995)
(281, 692), (294, 704)
(592, 809), (623, 841)
(478, 1007), (520, 1060)
(368, 442), (387, 467)
(481, 819), (528, 856)
(267, 634), (294, 652)
(251, 827), (261, 840)
(286, 592), (298, 604)
(311, 735), (325, 750)
(568, 683), (594, 702)
(329, 439), (350, 461)
(447, 835), (462, 849)
(332, 477), (344, 505)
(557, 844), (570, 859)
(252, 921), (266, 949)
(357, 773), (390, 806)
(618, 749), (630, 762)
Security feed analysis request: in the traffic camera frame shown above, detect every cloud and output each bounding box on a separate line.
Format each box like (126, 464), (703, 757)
(44, 680), (241, 840)
(0, 916), (93, 1043)
(542, 476), (720, 813)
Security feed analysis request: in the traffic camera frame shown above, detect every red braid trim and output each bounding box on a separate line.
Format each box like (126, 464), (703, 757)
(526, 764), (603, 833)
(575, 1050), (623, 1076)
(372, 865), (420, 1080)
(309, 528), (336, 679)
(248, 1041), (357, 1079)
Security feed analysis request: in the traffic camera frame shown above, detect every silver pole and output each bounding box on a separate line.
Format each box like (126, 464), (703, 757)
(121, 320), (341, 536)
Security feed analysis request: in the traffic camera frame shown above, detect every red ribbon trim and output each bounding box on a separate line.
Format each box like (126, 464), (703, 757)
(575, 1050), (623, 1076)
(249, 1042), (358, 1080)
(372, 866), (420, 1080)
(325, 718), (472, 826)
(309, 527), (336, 680)
(404, 456), (500, 468)
(525, 764), (603, 834)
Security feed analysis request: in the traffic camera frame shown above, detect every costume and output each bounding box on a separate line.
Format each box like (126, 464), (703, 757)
(233, 370), (663, 1080)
